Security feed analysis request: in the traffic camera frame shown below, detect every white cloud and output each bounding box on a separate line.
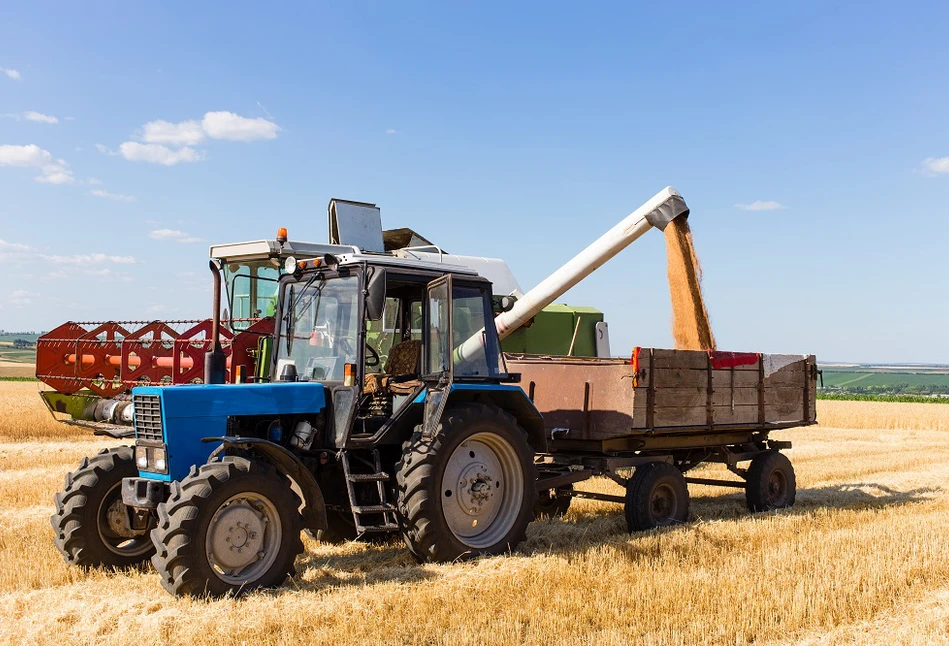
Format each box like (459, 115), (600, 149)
(201, 111), (279, 141)
(102, 111), (280, 167)
(9, 290), (31, 306)
(0, 144), (74, 184)
(920, 157), (949, 176)
(385, 129), (397, 135)
(44, 253), (136, 264)
(142, 118), (205, 145)
(1, 236), (136, 266)
(90, 189), (135, 202)
(735, 200), (786, 211)
(0, 239), (33, 252)
(118, 142), (203, 165)
(149, 228), (186, 240)
(35, 171), (75, 185)
(0, 143), (53, 166)
(1, 67), (20, 80)
(23, 111), (58, 124)
(87, 177), (103, 185)
(149, 228), (203, 243)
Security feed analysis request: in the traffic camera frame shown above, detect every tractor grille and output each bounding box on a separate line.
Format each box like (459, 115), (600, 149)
(133, 394), (164, 443)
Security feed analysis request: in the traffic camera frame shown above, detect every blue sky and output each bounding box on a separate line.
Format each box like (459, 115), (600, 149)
(1, 2), (947, 363)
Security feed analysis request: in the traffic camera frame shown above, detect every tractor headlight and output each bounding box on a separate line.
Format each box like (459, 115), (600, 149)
(135, 446), (148, 469)
(153, 447), (167, 473)
(283, 256), (298, 274)
(135, 444), (169, 474)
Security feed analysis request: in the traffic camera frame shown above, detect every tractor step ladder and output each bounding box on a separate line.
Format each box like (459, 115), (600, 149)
(340, 449), (400, 536)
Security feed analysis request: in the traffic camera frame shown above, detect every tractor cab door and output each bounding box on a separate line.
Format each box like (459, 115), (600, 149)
(421, 274), (453, 437)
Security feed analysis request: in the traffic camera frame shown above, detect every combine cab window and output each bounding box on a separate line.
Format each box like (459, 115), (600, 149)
(223, 260), (281, 329)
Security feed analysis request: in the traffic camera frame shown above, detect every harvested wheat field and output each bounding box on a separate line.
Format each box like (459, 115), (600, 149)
(2, 381), (949, 645)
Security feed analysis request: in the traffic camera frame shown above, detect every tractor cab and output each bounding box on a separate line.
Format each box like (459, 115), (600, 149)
(268, 253), (508, 447)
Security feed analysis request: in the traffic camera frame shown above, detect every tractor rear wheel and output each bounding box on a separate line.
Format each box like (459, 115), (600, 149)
(50, 446), (155, 568)
(745, 451), (796, 512)
(150, 457), (303, 597)
(624, 462), (690, 532)
(396, 403), (537, 563)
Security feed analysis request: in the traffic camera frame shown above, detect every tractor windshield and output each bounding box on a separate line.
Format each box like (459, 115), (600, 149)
(275, 274), (361, 382)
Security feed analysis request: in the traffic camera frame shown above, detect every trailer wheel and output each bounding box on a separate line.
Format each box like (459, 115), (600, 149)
(396, 403), (537, 563)
(50, 446), (155, 568)
(534, 484), (573, 519)
(624, 462), (690, 532)
(745, 451), (796, 512)
(150, 457), (303, 597)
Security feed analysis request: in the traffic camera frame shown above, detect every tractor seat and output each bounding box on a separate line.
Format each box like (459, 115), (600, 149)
(364, 340), (423, 396)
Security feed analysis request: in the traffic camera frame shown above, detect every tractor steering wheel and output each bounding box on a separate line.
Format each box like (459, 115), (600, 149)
(365, 343), (381, 367)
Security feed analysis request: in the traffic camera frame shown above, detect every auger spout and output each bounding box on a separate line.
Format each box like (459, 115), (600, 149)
(455, 186), (690, 364)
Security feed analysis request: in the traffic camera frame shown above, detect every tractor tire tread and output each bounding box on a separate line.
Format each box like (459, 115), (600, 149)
(150, 457), (303, 597)
(395, 403), (537, 563)
(50, 445), (154, 568)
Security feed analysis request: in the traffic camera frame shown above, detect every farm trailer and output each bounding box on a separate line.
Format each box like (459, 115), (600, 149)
(49, 188), (816, 597)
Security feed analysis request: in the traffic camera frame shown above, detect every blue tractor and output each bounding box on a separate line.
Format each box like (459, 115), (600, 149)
(51, 250), (545, 596)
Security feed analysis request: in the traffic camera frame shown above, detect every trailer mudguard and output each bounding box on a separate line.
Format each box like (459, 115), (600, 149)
(205, 436), (328, 532)
(439, 384), (547, 453)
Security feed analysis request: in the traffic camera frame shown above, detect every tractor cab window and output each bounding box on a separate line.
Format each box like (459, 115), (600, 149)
(365, 297), (402, 374)
(275, 274), (361, 382)
(223, 260), (281, 330)
(451, 285), (501, 378)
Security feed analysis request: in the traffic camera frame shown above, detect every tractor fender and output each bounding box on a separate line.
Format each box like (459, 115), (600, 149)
(443, 385), (548, 453)
(204, 436), (327, 531)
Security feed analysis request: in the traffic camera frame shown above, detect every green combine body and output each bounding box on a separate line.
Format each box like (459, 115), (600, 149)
(501, 304), (603, 357)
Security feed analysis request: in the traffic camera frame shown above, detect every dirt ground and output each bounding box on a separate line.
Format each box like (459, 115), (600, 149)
(1, 382), (948, 645)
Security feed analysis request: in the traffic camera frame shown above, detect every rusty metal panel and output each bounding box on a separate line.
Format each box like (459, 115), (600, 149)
(509, 355), (639, 440)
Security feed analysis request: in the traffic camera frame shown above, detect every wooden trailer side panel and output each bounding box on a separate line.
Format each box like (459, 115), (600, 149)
(508, 349), (817, 442)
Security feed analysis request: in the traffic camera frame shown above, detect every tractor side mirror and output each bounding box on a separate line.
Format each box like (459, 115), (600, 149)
(365, 267), (387, 321)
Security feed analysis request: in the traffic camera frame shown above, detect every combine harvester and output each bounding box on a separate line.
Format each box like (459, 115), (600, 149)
(47, 189), (817, 597)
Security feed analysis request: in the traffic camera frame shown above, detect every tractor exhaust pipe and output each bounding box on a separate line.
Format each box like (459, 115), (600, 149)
(455, 186), (690, 363)
(204, 259), (227, 385)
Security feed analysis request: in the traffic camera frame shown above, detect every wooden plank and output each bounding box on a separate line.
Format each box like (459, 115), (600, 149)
(651, 367), (709, 388)
(713, 404), (760, 425)
(651, 406), (708, 427)
(762, 370), (807, 387)
(765, 386), (807, 420)
(649, 348), (709, 370)
(711, 370), (766, 389)
(764, 400), (805, 423)
(710, 387), (759, 407)
(654, 387), (707, 409)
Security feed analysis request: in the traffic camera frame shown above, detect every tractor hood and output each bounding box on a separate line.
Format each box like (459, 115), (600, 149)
(132, 382), (327, 482)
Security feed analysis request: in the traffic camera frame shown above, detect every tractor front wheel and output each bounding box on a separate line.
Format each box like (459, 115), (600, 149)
(50, 446), (155, 568)
(396, 403), (537, 563)
(150, 457), (303, 597)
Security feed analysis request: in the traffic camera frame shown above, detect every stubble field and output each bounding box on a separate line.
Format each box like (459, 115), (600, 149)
(1, 380), (949, 645)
